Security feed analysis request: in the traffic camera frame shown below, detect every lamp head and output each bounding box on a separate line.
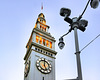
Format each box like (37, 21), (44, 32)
(78, 19), (88, 32)
(90, 0), (99, 9)
(79, 19), (88, 27)
(58, 37), (65, 49)
(60, 8), (71, 17)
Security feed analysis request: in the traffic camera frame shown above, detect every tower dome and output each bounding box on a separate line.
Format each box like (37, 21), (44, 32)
(37, 13), (46, 25)
(38, 13), (45, 18)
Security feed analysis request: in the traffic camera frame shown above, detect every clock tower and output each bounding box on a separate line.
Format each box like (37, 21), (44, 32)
(24, 13), (57, 80)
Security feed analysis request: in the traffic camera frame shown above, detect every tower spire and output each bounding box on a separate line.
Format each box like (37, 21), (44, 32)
(41, 2), (43, 11)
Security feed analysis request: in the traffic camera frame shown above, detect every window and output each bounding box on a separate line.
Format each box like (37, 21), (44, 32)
(40, 20), (42, 22)
(39, 37), (42, 44)
(35, 48), (37, 51)
(51, 54), (52, 57)
(41, 50), (42, 53)
(43, 39), (45, 46)
(48, 53), (50, 55)
(43, 21), (46, 24)
(36, 35), (52, 49)
(36, 36), (39, 43)
(44, 27), (46, 31)
(35, 47), (52, 57)
(46, 40), (49, 47)
(43, 51), (45, 53)
(38, 18), (40, 22)
(46, 52), (48, 54)
(50, 42), (52, 48)
(40, 25), (46, 32)
(38, 49), (40, 52)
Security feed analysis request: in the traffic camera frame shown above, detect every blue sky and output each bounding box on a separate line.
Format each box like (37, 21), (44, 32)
(0, 0), (100, 80)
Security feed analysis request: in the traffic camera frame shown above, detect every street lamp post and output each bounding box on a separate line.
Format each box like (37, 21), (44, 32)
(72, 18), (83, 80)
(74, 27), (82, 80)
(58, 0), (100, 80)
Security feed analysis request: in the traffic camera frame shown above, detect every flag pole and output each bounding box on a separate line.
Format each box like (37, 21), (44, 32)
(41, 2), (43, 12)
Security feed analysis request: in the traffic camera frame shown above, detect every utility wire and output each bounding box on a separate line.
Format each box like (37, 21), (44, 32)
(77, 0), (90, 21)
(80, 34), (100, 52)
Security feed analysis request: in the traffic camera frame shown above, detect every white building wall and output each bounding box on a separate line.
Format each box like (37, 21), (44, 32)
(32, 32), (36, 42)
(37, 23), (40, 29)
(26, 49), (56, 80)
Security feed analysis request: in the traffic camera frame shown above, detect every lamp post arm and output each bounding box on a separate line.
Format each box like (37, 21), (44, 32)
(60, 28), (72, 38)
(77, 0), (91, 21)
(61, 31), (70, 38)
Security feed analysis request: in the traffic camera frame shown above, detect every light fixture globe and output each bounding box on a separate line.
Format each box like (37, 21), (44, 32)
(90, 0), (99, 9)
(60, 8), (71, 17)
(58, 37), (65, 49)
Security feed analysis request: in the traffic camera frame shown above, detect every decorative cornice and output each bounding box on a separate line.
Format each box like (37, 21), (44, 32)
(38, 21), (50, 28)
(33, 28), (56, 41)
(26, 27), (56, 49)
(24, 42), (57, 60)
(32, 42), (57, 54)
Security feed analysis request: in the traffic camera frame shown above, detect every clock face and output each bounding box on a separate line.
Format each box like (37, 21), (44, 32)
(36, 58), (52, 74)
(24, 60), (30, 77)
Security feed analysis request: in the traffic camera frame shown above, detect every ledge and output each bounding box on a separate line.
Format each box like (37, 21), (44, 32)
(24, 42), (57, 60)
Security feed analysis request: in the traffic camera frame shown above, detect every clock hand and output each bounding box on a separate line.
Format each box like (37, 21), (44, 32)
(44, 58), (46, 68)
(44, 58), (45, 68)
(44, 58), (47, 70)
(41, 63), (45, 69)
